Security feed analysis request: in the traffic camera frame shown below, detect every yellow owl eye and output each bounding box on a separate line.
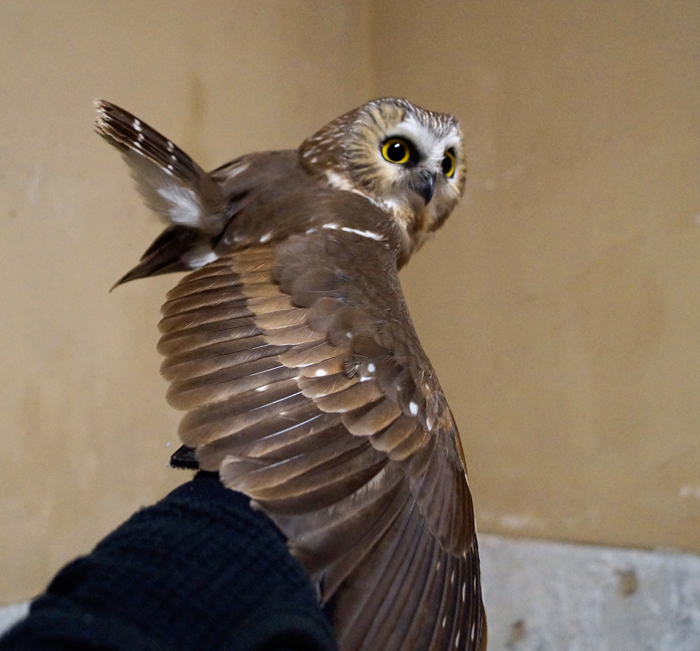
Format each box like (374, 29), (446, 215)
(381, 138), (412, 165)
(441, 150), (456, 178)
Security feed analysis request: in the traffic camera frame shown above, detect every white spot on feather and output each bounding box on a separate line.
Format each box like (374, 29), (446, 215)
(325, 170), (353, 191)
(340, 226), (384, 241)
(409, 401), (418, 416)
(157, 185), (202, 226)
(315, 369), (328, 377)
(323, 171), (389, 212)
(183, 250), (218, 269)
(132, 119), (142, 132)
(367, 363), (376, 373)
(442, 616), (447, 629)
(225, 162), (249, 179)
(455, 631), (460, 648)
(256, 385), (269, 392)
(167, 140), (175, 151)
(322, 223), (338, 230)
(259, 232), (272, 243)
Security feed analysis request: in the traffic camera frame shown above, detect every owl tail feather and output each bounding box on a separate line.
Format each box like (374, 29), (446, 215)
(95, 99), (231, 290)
(110, 226), (208, 291)
(95, 99), (228, 236)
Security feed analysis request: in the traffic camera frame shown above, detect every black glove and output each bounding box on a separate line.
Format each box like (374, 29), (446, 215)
(0, 472), (337, 651)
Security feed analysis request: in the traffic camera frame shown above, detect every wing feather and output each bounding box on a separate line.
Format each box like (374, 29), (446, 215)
(157, 232), (486, 649)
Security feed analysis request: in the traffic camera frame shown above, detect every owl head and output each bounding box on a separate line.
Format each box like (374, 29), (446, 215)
(299, 98), (466, 251)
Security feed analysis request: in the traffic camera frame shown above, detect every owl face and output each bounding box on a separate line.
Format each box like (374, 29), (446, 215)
(300, 98), (466, 250)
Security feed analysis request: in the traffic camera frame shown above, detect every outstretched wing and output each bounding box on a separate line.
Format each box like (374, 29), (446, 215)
(157, 224), (486, 651)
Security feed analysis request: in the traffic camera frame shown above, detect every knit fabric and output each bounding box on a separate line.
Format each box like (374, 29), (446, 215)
(0, 473), (337, 651)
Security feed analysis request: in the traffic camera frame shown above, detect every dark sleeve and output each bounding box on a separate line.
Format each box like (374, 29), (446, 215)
(0, 473), (338, 651)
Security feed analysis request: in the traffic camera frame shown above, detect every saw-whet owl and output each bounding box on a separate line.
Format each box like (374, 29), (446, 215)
(95, 97), (487, 651)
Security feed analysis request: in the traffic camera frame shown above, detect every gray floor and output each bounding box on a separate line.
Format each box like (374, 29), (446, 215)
(1, 535), (699, 649)
(480, 535), (700, 651)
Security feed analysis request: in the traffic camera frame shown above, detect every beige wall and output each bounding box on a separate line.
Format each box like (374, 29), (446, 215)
(1, 0), (699, 604)
(0, 0), (373, 603)
(374, 1), (700, 552)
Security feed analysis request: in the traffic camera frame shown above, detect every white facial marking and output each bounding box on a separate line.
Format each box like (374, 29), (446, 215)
(340, 226), (384, 241)
(390, 114), (461, 170)
(409, 401), (418, 416)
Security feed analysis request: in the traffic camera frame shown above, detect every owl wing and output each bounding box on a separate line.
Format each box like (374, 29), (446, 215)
(158, 217), (486, 651)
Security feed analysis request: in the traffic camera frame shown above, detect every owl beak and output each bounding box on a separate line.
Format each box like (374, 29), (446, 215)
(410, 171), (436, 205)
